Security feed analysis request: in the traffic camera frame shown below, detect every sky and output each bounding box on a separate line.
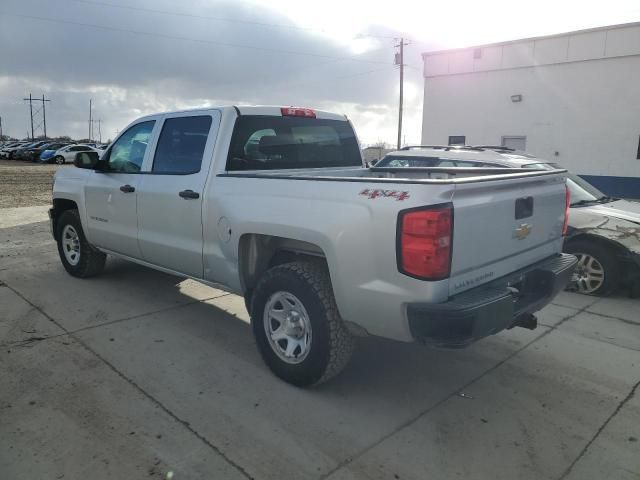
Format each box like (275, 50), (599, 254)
(1, 0), (639, 145)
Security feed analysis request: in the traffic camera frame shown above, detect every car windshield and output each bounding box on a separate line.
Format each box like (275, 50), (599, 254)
(521, 162), (611, 205)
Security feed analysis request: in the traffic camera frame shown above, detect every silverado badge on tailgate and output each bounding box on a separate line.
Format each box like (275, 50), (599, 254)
(513, 223), (532, 240)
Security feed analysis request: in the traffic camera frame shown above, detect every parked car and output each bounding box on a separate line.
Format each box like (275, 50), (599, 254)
(0, 141), (24, 158)
(23, 142), (67, 162)
(36, 143), (71, 163)
(377, 146), (640, 296)
(2, 141), (36, 159)
(51, 144), (98, 164)
(50, 106), (576, 386)
(14, 141), (50, 160)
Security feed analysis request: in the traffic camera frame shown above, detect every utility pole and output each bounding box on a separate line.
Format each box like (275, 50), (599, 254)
(89, 99), (92, 142)
(395, 38), (409, 149)
(23, 93), (34, 140)
(0, 116), (3, 140)
(41, 94), (50, 139)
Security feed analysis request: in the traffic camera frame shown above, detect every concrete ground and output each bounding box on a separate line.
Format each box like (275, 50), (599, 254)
(1, 206), (638, 480)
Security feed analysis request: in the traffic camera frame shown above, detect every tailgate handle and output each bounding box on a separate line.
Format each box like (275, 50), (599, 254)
(515, 196), (533, 219)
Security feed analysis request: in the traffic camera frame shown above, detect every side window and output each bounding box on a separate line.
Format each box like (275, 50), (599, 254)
(152, 116), (212, 174)
(387, 159), (409, 167)
(105, 121), (155, 173)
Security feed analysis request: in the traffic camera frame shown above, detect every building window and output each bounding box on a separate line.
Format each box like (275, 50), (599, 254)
(637, 135), (640, 159)
(448, 135), (466, 146)
(473, 48), (482, 59)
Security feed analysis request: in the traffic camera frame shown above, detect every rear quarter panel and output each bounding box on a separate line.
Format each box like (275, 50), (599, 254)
(205, 176), (456, 341)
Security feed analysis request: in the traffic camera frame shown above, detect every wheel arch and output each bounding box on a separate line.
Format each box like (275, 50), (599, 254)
(51, 198), (79, 240)
(565, 231), (630, 259)
(238, 233), (328, 300)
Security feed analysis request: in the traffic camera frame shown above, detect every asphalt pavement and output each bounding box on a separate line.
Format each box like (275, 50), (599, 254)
(1, 206), (638, 480)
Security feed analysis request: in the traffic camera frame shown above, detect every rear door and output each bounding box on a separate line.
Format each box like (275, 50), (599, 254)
(448, 173), (566, 296)
(136, 110), (220, 277)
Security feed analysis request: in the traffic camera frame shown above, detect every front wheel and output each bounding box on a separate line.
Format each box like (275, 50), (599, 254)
(54, 156), (65, 165)
(251, 260), (354, 387)
(56, 210), (106, 278)
(565, 240), (620, 296)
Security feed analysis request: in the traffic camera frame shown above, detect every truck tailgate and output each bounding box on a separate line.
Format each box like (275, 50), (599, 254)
(448, 172), (567, 296)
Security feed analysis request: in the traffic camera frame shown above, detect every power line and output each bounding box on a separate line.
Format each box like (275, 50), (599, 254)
(0, 12), (393, 66)
(70, 0), (409, 41)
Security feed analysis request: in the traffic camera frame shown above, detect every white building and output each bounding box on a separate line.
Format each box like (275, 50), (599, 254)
(421, 22), (640, 198)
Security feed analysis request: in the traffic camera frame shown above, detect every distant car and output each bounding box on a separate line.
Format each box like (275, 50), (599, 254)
(35, 143), (70, 163)
(0, 142), (25, 158)
(2, 141), (36, 159)
(377, 145), (640, 296)
(15, 141), (50, 160)
(51, 144), (98, 164)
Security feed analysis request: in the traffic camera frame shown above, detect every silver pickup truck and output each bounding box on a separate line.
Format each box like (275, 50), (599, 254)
(50, 106), (577, 386)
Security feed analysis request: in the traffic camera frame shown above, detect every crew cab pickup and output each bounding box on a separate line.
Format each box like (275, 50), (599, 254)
(50, 106), (577, 386)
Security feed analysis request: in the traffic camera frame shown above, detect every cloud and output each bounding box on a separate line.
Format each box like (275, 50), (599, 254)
(0, 0), (428, 144)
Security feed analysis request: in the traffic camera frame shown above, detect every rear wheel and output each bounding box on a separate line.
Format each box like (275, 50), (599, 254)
(565, 240), (620, 296)
(250, 260), (354, 386)
(54, 156), (65, 165)
(56, 210), (106, 278)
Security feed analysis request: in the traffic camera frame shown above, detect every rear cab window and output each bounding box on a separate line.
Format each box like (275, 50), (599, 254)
(226, 115), (362, 171)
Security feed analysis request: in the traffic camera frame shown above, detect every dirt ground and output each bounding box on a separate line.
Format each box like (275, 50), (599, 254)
(0, 160), (63, 208)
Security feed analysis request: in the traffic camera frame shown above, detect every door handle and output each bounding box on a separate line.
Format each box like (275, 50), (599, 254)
(179, 189), (200, 199)
(120, 184), (135, 193)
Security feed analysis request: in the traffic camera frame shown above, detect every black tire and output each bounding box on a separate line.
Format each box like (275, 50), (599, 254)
(54, 156), (65, 165)
(565, 240), (620, 296)
(251, 260), (354, 387)
(56, 209), (106, 278)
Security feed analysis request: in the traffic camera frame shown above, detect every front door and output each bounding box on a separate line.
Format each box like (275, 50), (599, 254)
(136, 112), (219, 277)
(84, 120), (156, 257)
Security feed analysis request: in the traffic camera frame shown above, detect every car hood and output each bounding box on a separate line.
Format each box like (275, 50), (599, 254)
(569, 200), (640, 255)
(577, 199), (640, 225)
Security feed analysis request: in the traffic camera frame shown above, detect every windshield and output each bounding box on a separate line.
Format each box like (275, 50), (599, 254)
(521, 162), (609, 205)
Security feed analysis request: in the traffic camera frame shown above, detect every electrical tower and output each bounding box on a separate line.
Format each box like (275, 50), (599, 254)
(91, 119), (102, 143)
(23, 93), (51, 139)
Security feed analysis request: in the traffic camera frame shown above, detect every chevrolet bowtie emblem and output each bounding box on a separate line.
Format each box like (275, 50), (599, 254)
(513, 223), (532, 240)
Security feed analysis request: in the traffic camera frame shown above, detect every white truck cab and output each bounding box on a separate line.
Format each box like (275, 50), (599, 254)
(51, 106), (577, 386)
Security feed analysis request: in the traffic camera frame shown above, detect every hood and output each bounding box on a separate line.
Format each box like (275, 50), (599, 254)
(578, 199), (640, 226)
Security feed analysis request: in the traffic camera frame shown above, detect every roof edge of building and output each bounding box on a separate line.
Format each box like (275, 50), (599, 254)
(422, 20), (640, 57)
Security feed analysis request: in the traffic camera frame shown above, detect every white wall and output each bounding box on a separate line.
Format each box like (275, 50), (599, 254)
(421, 24), (640, 178)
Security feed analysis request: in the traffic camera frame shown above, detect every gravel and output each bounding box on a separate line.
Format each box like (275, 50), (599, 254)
(0, 160), (65, 208)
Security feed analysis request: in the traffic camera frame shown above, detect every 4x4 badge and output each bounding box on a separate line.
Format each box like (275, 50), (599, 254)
(359, 189), (410, 201)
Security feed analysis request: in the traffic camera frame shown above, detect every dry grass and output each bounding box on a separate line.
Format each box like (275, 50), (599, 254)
(0, 160), (65, 208)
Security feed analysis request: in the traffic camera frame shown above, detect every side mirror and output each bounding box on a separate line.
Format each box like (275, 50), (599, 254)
(74, 151), (99, 169)
(370, 159), (378, 166)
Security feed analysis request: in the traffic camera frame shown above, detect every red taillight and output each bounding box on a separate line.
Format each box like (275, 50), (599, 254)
(280, 107), (316, 118)
(398, 205), (453, 280)
(563, 185), (570, 236)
